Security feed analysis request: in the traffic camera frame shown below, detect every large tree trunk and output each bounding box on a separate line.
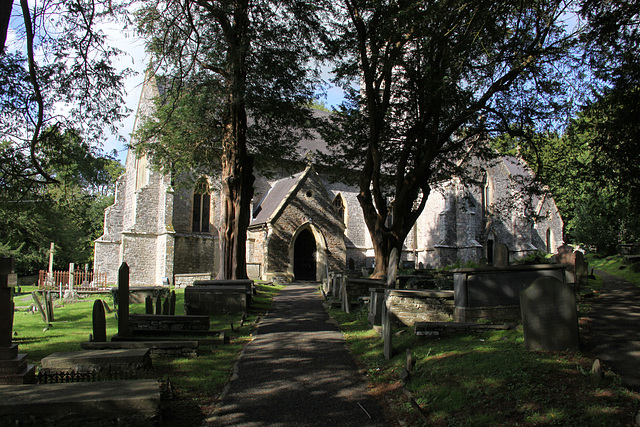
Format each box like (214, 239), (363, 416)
(215, 0), (253, 280)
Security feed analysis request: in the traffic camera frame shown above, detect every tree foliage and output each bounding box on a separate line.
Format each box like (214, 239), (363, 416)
(322, 0), (579, 277)
(134, 0), (328, 278)
(0, 0), (131, 189)
(579, 0), (640, 211)
(0, 128), (123, 274)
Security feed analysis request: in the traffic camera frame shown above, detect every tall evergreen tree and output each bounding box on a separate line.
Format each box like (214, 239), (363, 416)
(135, 0), (327, 279)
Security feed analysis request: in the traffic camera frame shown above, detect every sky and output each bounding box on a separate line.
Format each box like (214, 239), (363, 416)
(101, 21), (345, 166)
(6, 2), (345, 166)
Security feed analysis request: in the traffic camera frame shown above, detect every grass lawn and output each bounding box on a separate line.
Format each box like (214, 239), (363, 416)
(10, 282), (283, 425)
(329, 272), (640, 427)
(587, 254), (640, 287)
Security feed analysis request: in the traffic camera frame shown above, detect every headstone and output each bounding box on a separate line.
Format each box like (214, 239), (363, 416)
(169, 291), (176, 316)
(155, 295), (162, 315)
(520, 276), (579, 352)
(145, 296), (153, 314)
(31, 292), (48, 324)
(494, 243), (509, 267)
(92, 299), (107, 342)
(117, 263), (130, 337)
(0, 258), (17, 348)
(340, 275), (350, 313)
(575, 251), (588, 291)
(0, 257), (36, 384)
(162, 297), (170, 315)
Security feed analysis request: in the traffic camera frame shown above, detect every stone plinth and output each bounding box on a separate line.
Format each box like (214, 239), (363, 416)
(129, 313), (210, 332)
(81, 340), (199, 358)
(0, 380), (160, 425)
(184, 285), (248, 314)
(40, 348), (152, 374)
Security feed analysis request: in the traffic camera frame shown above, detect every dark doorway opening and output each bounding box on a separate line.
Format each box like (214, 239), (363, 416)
(294, 229), (316, 281)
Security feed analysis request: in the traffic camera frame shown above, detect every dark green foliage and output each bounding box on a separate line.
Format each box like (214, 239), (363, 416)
(0, 128), (123, 274)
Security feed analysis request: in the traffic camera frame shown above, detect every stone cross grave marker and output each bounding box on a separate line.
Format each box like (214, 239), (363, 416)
(117, 262), (130, 337)
(494, 243), (509, 267)
(0, 257), (17, 348)
(92, 299), (107, 342)
(520, 276), (579, 352)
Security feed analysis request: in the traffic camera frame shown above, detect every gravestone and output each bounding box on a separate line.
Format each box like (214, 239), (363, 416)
(92, 299), (107, 342)
(494, 243), (509, 267)
(0, 257), (36, 384)
(145, 296), (153, 314)
(117, 263), (130, 337)
(169, 291), (176, 316)
(575, 251), (588, 291)
(162, 298), (170, 315)
(155, 295), (162, 315)
(520, 276), (579, 351)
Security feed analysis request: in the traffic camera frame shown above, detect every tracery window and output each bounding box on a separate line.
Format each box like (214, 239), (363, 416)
(192, 177), (211, 233)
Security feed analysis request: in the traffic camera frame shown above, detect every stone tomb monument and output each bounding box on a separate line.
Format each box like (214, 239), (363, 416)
(520, 276), (579, 352)
(0, 257), (35, 384)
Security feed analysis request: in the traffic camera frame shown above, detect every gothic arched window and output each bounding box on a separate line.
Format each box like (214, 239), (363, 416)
(192, 177), (211, 233)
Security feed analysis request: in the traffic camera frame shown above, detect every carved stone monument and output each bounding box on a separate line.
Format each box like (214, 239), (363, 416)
(0, 257), (36, 384)
(520, 276), (579, 352)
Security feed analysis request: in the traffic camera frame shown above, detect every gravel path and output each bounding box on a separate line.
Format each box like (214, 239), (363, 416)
(207, 282), (388, 426)
(582, 270), (640, 390)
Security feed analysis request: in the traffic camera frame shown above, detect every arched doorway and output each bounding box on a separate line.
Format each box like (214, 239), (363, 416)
(293, 228), (316, 281)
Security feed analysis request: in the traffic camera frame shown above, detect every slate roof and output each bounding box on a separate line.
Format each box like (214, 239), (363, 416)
(251, 171), (305, 226)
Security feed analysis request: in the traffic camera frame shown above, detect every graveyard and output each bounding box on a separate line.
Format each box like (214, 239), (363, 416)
(1, 269), (283, 426)
(2, 256), (637, 425)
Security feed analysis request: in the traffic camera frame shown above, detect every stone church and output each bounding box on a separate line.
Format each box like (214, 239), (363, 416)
(94, 78), (564, 286)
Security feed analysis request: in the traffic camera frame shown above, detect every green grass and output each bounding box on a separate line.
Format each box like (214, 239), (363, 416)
(587, 254), (640, 287)
(330, 306), (640, 426)
(10, 282), (283, 424)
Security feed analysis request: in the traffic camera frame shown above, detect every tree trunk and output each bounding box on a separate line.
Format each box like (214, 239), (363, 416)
(215, 0), (253, 280)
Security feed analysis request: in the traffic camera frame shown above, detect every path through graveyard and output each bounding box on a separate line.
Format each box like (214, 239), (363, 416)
(582, 270), (640, 390)
(208, 282), (388, 426)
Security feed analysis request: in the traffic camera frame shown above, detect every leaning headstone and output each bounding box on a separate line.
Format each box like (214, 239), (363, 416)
(520, 276), (579, 352)
(155, 295), (162, 315)
(494, 243), (509, 267)
(31, 292), (48, 324)
(145, 296), (153, 314)
(117, 263), (130, 337)
(169, 291), (176, 316)
(92, 299), (107, 342)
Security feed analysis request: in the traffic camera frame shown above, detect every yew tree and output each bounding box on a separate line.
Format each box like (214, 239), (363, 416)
(135, 0), (326, 279)
(324, 0), (578, 277)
